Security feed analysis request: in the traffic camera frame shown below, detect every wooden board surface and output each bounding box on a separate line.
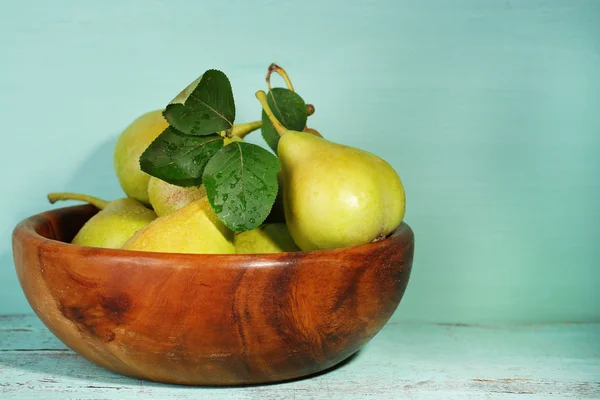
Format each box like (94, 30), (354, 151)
(0, 315), (598, 399)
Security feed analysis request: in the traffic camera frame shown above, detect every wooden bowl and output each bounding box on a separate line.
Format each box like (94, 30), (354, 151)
(12, 205), (414, 386)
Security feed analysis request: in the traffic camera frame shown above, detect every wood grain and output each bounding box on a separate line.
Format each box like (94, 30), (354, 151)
(11, 205), (414, 385)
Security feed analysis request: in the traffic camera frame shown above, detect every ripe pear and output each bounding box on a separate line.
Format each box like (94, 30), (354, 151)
(148, 177), (206, 217)
(47, 192), (157, 249)
(122, 196), (235, 254)
(114, 110), (169, 205)
(234, 223), (300, 254)
(256, 90), (406, 251)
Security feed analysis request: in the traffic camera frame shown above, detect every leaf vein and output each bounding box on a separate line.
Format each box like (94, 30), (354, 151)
(237, 142), (248, 224)
(152, 136), (222, 169)
(213, 146), (241, 172)
(188, 92), (233, 128)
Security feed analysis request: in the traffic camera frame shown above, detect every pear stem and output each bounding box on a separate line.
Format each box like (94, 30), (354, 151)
(47, 192), (109, 210)
(231, 120), (262, 139)
(266, 63), (295, 92)
(265, 63), (316, 118)
(255, 90), (288, 138)
(264, 63), (317, 136)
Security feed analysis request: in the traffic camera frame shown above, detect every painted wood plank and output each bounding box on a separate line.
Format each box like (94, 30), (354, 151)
(0, 315), (598, 399)
(0, 315), (66, 351)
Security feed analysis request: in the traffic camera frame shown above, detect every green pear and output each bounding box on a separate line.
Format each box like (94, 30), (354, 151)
(114, 110), (169, 205)
(234, 223), (300, 254)
(47, 192), (157, 249)
(256, 90), (406, 251)
(122, 196), (235, 254)
(148, 177), (207, 217)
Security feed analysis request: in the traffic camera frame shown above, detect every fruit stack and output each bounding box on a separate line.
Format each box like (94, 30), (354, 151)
(49, 64), (406, 254)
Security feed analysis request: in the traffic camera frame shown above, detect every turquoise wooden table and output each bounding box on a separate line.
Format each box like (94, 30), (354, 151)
(0, 315), (598, 399)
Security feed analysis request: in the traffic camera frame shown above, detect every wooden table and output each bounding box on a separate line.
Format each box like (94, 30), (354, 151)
(0, 315), (598, 399)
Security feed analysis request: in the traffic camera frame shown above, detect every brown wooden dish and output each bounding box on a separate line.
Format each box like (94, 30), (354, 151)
(12, 205), (414, 386)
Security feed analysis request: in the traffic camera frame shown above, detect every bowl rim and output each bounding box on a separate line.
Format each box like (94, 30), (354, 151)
(13, 204), (414, 265)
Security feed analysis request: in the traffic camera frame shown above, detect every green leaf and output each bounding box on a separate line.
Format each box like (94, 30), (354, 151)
(261, 88), (307, 153)
(164, 70), (236, 136)
(140, 127), (224, 187)
(203, 142), (281, 232)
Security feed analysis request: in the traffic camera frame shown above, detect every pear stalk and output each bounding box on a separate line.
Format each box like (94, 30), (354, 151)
(264, 63), (319, 135)
(231, 120), (262, 139)
(266, 63), (295, 92)
(256, 90), (288, 138)
(265, 63), (316, 118)
(48, 192), (109, 210)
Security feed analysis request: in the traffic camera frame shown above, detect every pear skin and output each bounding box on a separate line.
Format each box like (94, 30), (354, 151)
(279, 132), (405, 250)
(148, 177), (206, 217)
(123, 197), (235, 254)
(114, 110), (169, 204)
(234, 223), (300, 254)
(256, 90), (405, 251)
(48, 193), (157, 249)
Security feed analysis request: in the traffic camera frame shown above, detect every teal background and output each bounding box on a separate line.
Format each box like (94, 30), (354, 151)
(0, 1), (598, 322)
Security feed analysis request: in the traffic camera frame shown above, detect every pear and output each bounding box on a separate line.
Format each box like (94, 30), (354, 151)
(256, 90), (406, 251)
(148, 177), (206, 217)
(234, 223), (300, 254)
(122, 196), (235, 254)
(114, 110), (169, 205)
(47, 192), (157, 249)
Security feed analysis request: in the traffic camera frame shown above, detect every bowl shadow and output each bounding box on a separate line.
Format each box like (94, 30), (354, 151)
(0, 345), (362, 389)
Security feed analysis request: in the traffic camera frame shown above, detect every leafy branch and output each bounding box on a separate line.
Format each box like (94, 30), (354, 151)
(139, 65), (311, 232)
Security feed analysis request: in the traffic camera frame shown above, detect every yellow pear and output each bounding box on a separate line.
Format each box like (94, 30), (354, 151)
(148, 177), (206, 217)
(256, 90), (406, 251)
(114, 110), (169, 205)
(122, 196), (235, 254)
(47, 192), (156, 249)
(234, 223), (300, 254)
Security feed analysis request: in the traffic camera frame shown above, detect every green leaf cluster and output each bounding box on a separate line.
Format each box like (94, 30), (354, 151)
(140, 68), (308, 231)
